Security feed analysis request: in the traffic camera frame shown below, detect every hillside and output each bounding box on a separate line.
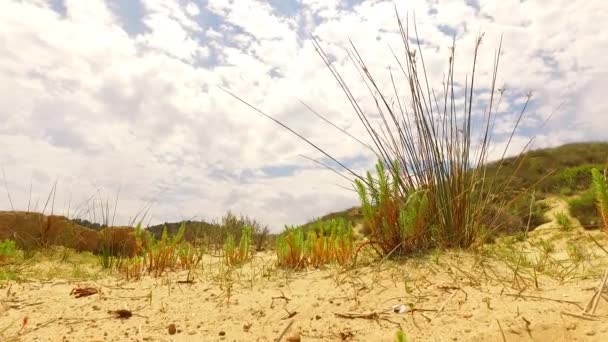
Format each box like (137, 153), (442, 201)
(302, 142), (608, 233)
(485, 142), (608, 194)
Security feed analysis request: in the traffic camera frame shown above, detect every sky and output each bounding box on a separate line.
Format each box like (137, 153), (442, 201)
(0, 0), (607, 231)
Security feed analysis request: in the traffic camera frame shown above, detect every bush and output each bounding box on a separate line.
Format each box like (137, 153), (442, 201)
(228, 12), (542, 257)
(569, 190), (600, 228)
(0, 240), (17, 264)
(315, 16), (536, 256)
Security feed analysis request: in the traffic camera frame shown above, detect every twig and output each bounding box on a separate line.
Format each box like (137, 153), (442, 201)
(271, 291), (291, 309)
(496, 319), (507, 342)
(591, 269), (608, 315)
(587, 233), (608, 256)
(432, 291), (458, 320)
(505, 293), (582, 309)
(561, 311), (602, 321)
(276, 320), (294, 342)
(335, 311), (383, 319)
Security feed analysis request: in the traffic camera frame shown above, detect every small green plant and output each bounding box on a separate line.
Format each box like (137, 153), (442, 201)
(177, 242), (204, 269)
(396, 328), (407, 342)
(555, 212), (573, 231)
(276, 226), (306, 269)
(536, 239), (555, 255)
(566, 241), (587, 262)
(0, 240), (17, 264)
(224, 225), (252, 267)
(356, 161), (431, 256)
(276, 219), (355, 269)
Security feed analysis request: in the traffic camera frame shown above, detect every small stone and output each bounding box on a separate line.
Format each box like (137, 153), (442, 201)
(315, 315), (322, 320)
(585, 330), (596, 336)
(566, 322), (577, 330)
(286, 333), (301, 342)
(168, 324), (177, 335)
(219, 331), (226, 336)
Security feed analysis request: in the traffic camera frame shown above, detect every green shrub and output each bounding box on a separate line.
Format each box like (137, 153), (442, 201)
(591, 168), (608, 231)
(0, 240), (17, 263)
(276, 226), (306, 269)
(396, 328), (407, 342)
(227, 13), (545, 256)
(143, 223), (186, 276)
(555, 212), (573, 231)
(356, 161), (431, 255)
(569, 190), (600, 228)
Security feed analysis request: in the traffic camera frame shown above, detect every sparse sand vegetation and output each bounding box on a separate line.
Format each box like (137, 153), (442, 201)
(1, 12), (608, 342)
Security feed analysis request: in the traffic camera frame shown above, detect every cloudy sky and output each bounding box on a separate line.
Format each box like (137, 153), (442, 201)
(0, 0), (606, 231)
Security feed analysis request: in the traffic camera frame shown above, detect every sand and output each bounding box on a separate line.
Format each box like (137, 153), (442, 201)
(1, 250), (607, 341)
(1, 199), (608, 341)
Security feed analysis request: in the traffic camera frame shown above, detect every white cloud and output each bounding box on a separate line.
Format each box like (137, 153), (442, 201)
(0, 0), (606, 231)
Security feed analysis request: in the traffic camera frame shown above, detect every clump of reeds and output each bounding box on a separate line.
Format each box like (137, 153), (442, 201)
(225, 9), (536, 258)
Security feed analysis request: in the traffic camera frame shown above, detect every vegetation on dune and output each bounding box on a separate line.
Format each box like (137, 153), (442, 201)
(1, 10), (607, 287)
(223, 225), (252, 267)
(303, 142), (608, 238)
(226, 12), (556, 257)
(591, 168), (608, 231)
(146, 211), (270, 253)
(276, 218), (355, 269)
(566, 167), (608, 229)
(0, 240), (17, 264)
(485, 142), (608, 195)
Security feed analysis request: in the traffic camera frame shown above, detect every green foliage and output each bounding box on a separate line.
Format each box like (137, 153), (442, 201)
(356, 160), (437, 255)
(143, 223), (185, 277)
(144, 212), (269, 253)
(223, 225), (253, 267)
(485, 143), (608, 194)
(555, 212), (573, 231)
(591, 168), (608, 231)
(0, 240), (17, 263)
(276, 218), (355, 269)
(569, 190), (601, 228)
(396, 328), (407, 342)
(276, 226), (306, 269)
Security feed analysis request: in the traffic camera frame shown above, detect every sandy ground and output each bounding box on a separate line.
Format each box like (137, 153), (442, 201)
(1, 200), (608, 341)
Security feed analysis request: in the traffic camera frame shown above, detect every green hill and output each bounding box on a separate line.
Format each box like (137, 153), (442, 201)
(302, 142), (608, 234)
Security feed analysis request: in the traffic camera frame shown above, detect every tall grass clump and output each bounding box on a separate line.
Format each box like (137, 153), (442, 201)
(223, 225), (253, 267)
(225, 10), (536, 257)
(276, 226), (306, 269)
(142, 224), (186, 277)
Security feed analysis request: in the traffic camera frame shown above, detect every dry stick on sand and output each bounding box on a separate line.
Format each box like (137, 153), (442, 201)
(276, 320), (295, 342)
(504, 293), (583, 310)
(335, 305), (437, 320)
(583, 268), (608, 315)
(432, 291), (459, 320)
(496, 319), (507, 342)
